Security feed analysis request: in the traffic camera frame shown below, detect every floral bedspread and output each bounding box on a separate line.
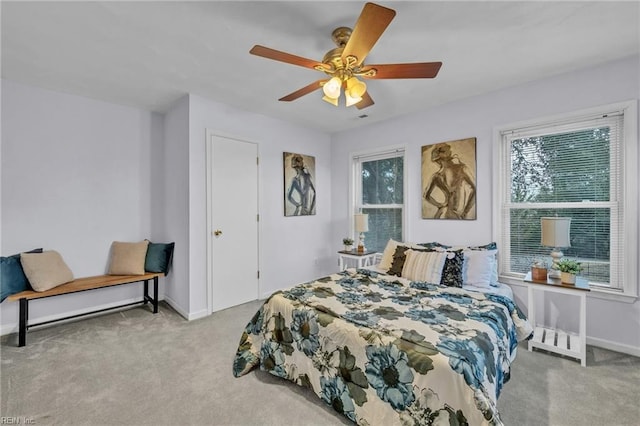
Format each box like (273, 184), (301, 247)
(233, 269), (533, 425)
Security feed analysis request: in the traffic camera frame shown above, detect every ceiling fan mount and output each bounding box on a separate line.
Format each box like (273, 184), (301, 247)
(330, 27), (352, 48)
(249, 2), (442, 109)
(319, 28), (377, 79)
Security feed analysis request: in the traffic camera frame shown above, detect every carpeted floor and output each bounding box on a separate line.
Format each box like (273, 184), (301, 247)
(1, 300), (639, 425)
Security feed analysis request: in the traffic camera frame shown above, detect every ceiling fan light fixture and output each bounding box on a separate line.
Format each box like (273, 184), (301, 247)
(346, 77), (367, 98)
(322, 95), (339, 106)
(345, 92), (362, 107)
(250, 3), (442, 110)
(322, 76), (342, 99)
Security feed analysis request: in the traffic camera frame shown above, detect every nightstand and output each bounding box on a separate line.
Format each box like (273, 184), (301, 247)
(524, 271), (590, 366)
(337, 250), (378, 271)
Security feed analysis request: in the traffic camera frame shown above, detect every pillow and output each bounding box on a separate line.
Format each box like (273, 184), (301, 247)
(418, 242), (452, 249)
(401, 249), (448, 283)
(378, 239), (401, 271)
(468, 242), (497, 251)
(0, 248), (43, 301)
(439, 249), (465, 287)
(463, 249), (498, 288)
(20, 250), (74, 292)
(466, 242), (499, 286)
(144, 241), (175, 274)
(387, 245), (411, 276)
(108, 241), (149, 275)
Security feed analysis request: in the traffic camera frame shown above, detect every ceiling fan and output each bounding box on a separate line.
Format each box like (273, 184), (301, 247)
(249, 2), (442, 109)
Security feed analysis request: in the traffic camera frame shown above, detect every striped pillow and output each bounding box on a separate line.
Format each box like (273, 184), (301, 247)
(401, 249), (448, 283)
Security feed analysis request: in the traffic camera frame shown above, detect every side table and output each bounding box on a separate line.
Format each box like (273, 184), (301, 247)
(338, 250), (378, 271)
(524, 272), (589, 366)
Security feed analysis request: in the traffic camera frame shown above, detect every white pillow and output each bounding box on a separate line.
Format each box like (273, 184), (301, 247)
(490, 253), (499, 286)
(401, 249), (447, 283)
(378, 239), (401, 271)
(463, 249), (497, 287)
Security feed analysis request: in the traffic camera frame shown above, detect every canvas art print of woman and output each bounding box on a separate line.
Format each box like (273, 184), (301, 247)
(422, 138), (477, 220)
(284, 152), (316, 216)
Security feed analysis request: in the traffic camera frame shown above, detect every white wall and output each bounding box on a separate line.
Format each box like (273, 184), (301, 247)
(184, 94), (333, 318)
(331, 55), (640, 354)
(1, 80), (164, 333)
(160, 95), (190, 317)
(3, 55), (638, 355)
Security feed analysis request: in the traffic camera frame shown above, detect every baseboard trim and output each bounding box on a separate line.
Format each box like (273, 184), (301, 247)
(0, 296), (158, 336)
(162, 296), (209, 321)
(587, 336), (640, 358)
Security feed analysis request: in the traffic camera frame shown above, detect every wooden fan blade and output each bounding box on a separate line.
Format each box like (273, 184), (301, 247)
(356, 91), (374, 109)
(250, 45), (330, 71)
(342, 3), (396, 67)
(361, 62), (443, 79)
(279, 80), (327, 102)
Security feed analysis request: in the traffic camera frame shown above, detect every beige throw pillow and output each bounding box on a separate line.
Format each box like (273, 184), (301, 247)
(108, 241), (149, 275)
(401, 249), (448, 283)
(20, 250), (74, 292)
(378, 239), (401, 271)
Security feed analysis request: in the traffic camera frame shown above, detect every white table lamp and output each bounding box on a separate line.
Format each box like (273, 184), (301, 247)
(541, 217), (571, 279)
(354, 213), (369, 253)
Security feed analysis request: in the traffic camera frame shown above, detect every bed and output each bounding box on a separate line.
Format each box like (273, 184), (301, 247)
(233, 242), (533, 425)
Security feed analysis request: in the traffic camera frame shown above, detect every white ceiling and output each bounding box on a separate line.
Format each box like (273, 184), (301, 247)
(2, 1), (639, 134)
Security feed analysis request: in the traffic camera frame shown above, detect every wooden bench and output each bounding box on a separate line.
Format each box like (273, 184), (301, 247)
(7, 272), (164, 347)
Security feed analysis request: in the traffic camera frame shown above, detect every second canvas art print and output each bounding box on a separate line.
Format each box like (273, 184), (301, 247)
(421, 137), (477, 220)
(283, 152), (316, 216)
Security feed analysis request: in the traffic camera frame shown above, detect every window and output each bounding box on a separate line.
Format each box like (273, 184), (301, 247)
(352, 148), (405, 253)
(495, 101), (637, 297)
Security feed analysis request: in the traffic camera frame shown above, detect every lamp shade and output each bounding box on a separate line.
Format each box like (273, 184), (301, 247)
(541, 217), (571, 248)
(354, 213), (369, 233)
(322, 77), (341, 99)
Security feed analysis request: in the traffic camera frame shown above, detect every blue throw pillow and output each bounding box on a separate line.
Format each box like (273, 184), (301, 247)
(144, 242), (175, 275)
(0, 248), (43, 302)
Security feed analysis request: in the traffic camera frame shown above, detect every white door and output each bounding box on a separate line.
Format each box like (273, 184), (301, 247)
(208, 133), (259, 312)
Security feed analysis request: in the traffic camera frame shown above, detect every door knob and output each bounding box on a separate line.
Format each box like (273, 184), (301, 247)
(213, 229), (222, 236)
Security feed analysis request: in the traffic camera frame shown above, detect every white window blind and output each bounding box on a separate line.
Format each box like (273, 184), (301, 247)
(353, 148), (405, 252)
(495, 101), (637, 297)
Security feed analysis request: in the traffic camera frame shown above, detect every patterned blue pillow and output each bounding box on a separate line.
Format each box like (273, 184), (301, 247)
(468, 242), (497, 251)
(418, 242), (452, 249)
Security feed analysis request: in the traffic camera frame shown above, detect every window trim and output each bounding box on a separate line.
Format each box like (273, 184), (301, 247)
(492, 100), (638, 301)
(350, 144), (408, 247)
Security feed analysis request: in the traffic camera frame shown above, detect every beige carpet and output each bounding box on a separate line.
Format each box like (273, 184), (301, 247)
(1, 300), (639, 425)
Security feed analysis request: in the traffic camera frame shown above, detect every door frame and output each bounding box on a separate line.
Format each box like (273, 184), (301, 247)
(205, 129), (261, 315)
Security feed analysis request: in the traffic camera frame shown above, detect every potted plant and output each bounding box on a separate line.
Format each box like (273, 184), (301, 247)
(554, 259), (583, 284)
(531, 259), (548, 281)
(342, 237), (354, 252)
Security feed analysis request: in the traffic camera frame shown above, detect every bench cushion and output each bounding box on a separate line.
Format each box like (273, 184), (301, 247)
(108, 241), (149, 275)
(20, 250), (74, 292)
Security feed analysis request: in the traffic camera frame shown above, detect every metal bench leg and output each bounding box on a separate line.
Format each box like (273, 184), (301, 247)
(143, 280), (149, 305)
(152, 276), (159, 314)
(18, 298), (28, 347)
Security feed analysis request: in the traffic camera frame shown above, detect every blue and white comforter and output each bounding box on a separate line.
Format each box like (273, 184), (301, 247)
(233, 268), (533, 425)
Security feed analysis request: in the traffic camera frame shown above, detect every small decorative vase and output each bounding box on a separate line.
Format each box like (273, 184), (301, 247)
(531, 267), (548, 281)
(344, 245), (353, 252)
(561, 271), (576, 284)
